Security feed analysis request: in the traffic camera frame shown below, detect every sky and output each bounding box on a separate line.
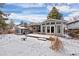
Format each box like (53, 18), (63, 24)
(1, 3), (79, 24)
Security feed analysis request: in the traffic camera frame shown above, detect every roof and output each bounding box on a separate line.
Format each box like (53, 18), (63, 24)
(17, 26), (28, 29)
(41, 19), (67, 24)
(67, 20), (79, 25)
(29, 22), (41, 25)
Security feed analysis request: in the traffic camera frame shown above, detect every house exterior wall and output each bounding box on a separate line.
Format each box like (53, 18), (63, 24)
(15, 28), (21, 34)
(40, 19), (65, 35)
(15, 29), (28, 35)
(67, 21), (79, 29)
(15, 19), (66, 36)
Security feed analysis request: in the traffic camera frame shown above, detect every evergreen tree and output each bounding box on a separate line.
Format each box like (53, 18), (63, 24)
(0, 10), (8, 30)
(47, 7), (63, 20)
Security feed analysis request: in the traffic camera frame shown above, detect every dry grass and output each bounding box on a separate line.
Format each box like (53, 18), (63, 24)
(48, 36), (63, 52)
(68, 29), (79, 39)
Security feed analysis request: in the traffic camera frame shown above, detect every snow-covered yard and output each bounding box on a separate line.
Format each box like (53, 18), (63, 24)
(0, 34), (79, 56)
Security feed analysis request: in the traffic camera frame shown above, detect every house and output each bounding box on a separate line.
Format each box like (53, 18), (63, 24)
(15, 26), (27, 34)
(30, 19), (67, 36)
(29, 22), (41, 33)
(67, 20), (79, 38)
(67, 20), (79, 30)
(15, 26), (32, 35)
(15, 19), (66, 36)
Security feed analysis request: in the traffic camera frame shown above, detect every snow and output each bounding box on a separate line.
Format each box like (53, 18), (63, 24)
(0, 34), (79, 56)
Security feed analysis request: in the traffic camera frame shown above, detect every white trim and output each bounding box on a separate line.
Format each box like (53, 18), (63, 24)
(40, 19), (65, 35)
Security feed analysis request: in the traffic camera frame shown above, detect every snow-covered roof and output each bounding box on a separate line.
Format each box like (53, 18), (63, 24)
(67, 20), (79, 25)
(17, 26), (28, 29)
(41, 19), (67, 25)
(67, 20), (79, 29)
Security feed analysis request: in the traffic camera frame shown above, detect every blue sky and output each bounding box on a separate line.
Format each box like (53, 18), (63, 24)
(1, 3), (79, 24)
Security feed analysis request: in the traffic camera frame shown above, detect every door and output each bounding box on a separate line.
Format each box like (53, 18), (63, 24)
(57, 25), (61, 33)
(47, 26), (50, 33)
(51, 26), (54, 33)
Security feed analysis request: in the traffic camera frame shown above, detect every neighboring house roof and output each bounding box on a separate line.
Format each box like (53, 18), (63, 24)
(67, 20), (79, 25)
(29, 22), (41, 26)
(67, 20), (79, 29)
(16, 26), (28, 29)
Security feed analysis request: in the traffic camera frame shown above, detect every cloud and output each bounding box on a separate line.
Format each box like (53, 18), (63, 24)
(47, 4), (79, 13)
(64, 17), (70, 21)
(47, 5), (70, 13)
(64, 11), (79, 22)
(4, 3), (47, 15)
(64, 16), (73, 22)
(6, 3), (45, 8)
(5, 3), (79, 23)
(69, 11), (79, 17)
(7, 13), (47, 24)
(56, 5), (70, 13)
(47, 4), (79, 22)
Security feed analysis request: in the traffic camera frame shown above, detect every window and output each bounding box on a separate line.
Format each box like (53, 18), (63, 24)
(51, 26), (54, 33)
(47, 26), (50, 33)
(42, 23), (45, 25)
(51, 22), (55, 24)
(38, 26), (40, 32)
(46, 22), (50, 25)
(16, 29), (19, 33)
(57, 26), (61, 33)
(43, 26), (45, 33)
(56, 22), (61, 24)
